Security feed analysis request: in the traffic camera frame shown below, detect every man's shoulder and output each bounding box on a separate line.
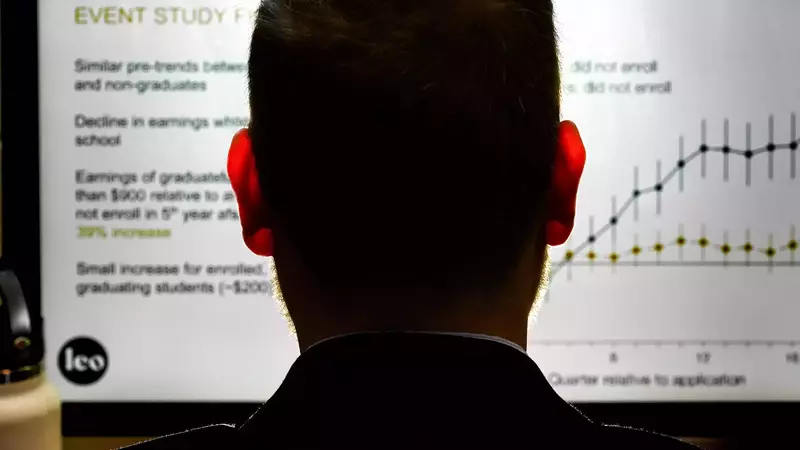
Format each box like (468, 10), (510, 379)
(597, 424), (699, 449)
(123, 423), (699, 449)
(121, 424), (237, 449)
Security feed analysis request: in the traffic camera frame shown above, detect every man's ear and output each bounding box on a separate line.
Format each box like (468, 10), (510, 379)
(228, 128), (274, 257)
(545, 121), (587, 246)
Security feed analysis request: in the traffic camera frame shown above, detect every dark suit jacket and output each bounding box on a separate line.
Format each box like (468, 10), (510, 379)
(128, 333), (697, 449)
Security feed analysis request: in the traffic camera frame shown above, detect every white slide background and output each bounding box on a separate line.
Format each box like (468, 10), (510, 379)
(40, 0), (800, 402)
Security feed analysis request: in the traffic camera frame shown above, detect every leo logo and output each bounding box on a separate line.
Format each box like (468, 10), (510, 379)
(58, 337), (108, 386)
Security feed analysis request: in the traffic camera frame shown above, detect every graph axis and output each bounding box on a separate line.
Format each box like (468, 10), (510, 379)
(529, 339), (800, 348)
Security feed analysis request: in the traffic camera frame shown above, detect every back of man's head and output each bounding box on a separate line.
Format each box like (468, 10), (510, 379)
(247, 0), (559, 309)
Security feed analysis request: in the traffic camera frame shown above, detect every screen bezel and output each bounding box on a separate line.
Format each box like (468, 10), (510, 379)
(5, 0), (799, 439)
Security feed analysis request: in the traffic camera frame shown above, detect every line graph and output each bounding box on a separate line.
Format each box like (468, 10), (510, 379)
(563, 261), (799, 268)
(552, 114), (800, 278)
(528, 0), (800, 402)
(536, 115), (800, 351)
(561, 225), (798, 269)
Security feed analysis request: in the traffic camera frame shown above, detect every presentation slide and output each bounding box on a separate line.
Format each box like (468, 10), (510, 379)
(40, 0), (800, 403)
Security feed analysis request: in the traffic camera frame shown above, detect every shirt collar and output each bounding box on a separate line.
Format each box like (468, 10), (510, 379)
(305, 331), (527, 355)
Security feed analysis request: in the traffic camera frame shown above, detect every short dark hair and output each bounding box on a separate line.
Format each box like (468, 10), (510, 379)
(248, 0), (559, 304)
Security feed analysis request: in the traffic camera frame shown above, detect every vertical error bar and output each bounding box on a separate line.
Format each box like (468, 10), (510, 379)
(679, 136), (685, 191)
(769, 115), (775, 180)
(588, 216), (595, 270)
(656, 160), (662, 215)
(701, 119), (707, 178)
(746, 123), (752, 187)
(745, 229), (751, 267)
(723, 119), (730, 182)
(633, 166), (639, 221)
(789, 113), (797, 180)
(722, 230), (729, 267)
(611, 196), (617, 251)
(566, 235), (573, 281)
(768, 233), (775, 273)
(700, 224), (707, 262)
(656, 230), (662, 265)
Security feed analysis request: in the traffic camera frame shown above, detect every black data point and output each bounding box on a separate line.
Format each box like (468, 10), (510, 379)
(790, 142), (798, 151)
(745, 150), (754, 159)
(767, 143), (776, 152)
(610, 217), (618, 225)
(722, 146), (731, 154)
(588, 235), (596, 244)
(700, 144), (709, 153)
(677, 160), (686, 168)
(655, 184), (663, 192)
(632, 189), (641, 197)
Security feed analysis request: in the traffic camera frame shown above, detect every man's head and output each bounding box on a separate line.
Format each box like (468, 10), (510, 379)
(229, 0), (585, 348)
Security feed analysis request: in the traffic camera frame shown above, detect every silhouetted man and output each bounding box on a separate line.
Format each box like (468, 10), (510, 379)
(132, 0), (697, 448)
